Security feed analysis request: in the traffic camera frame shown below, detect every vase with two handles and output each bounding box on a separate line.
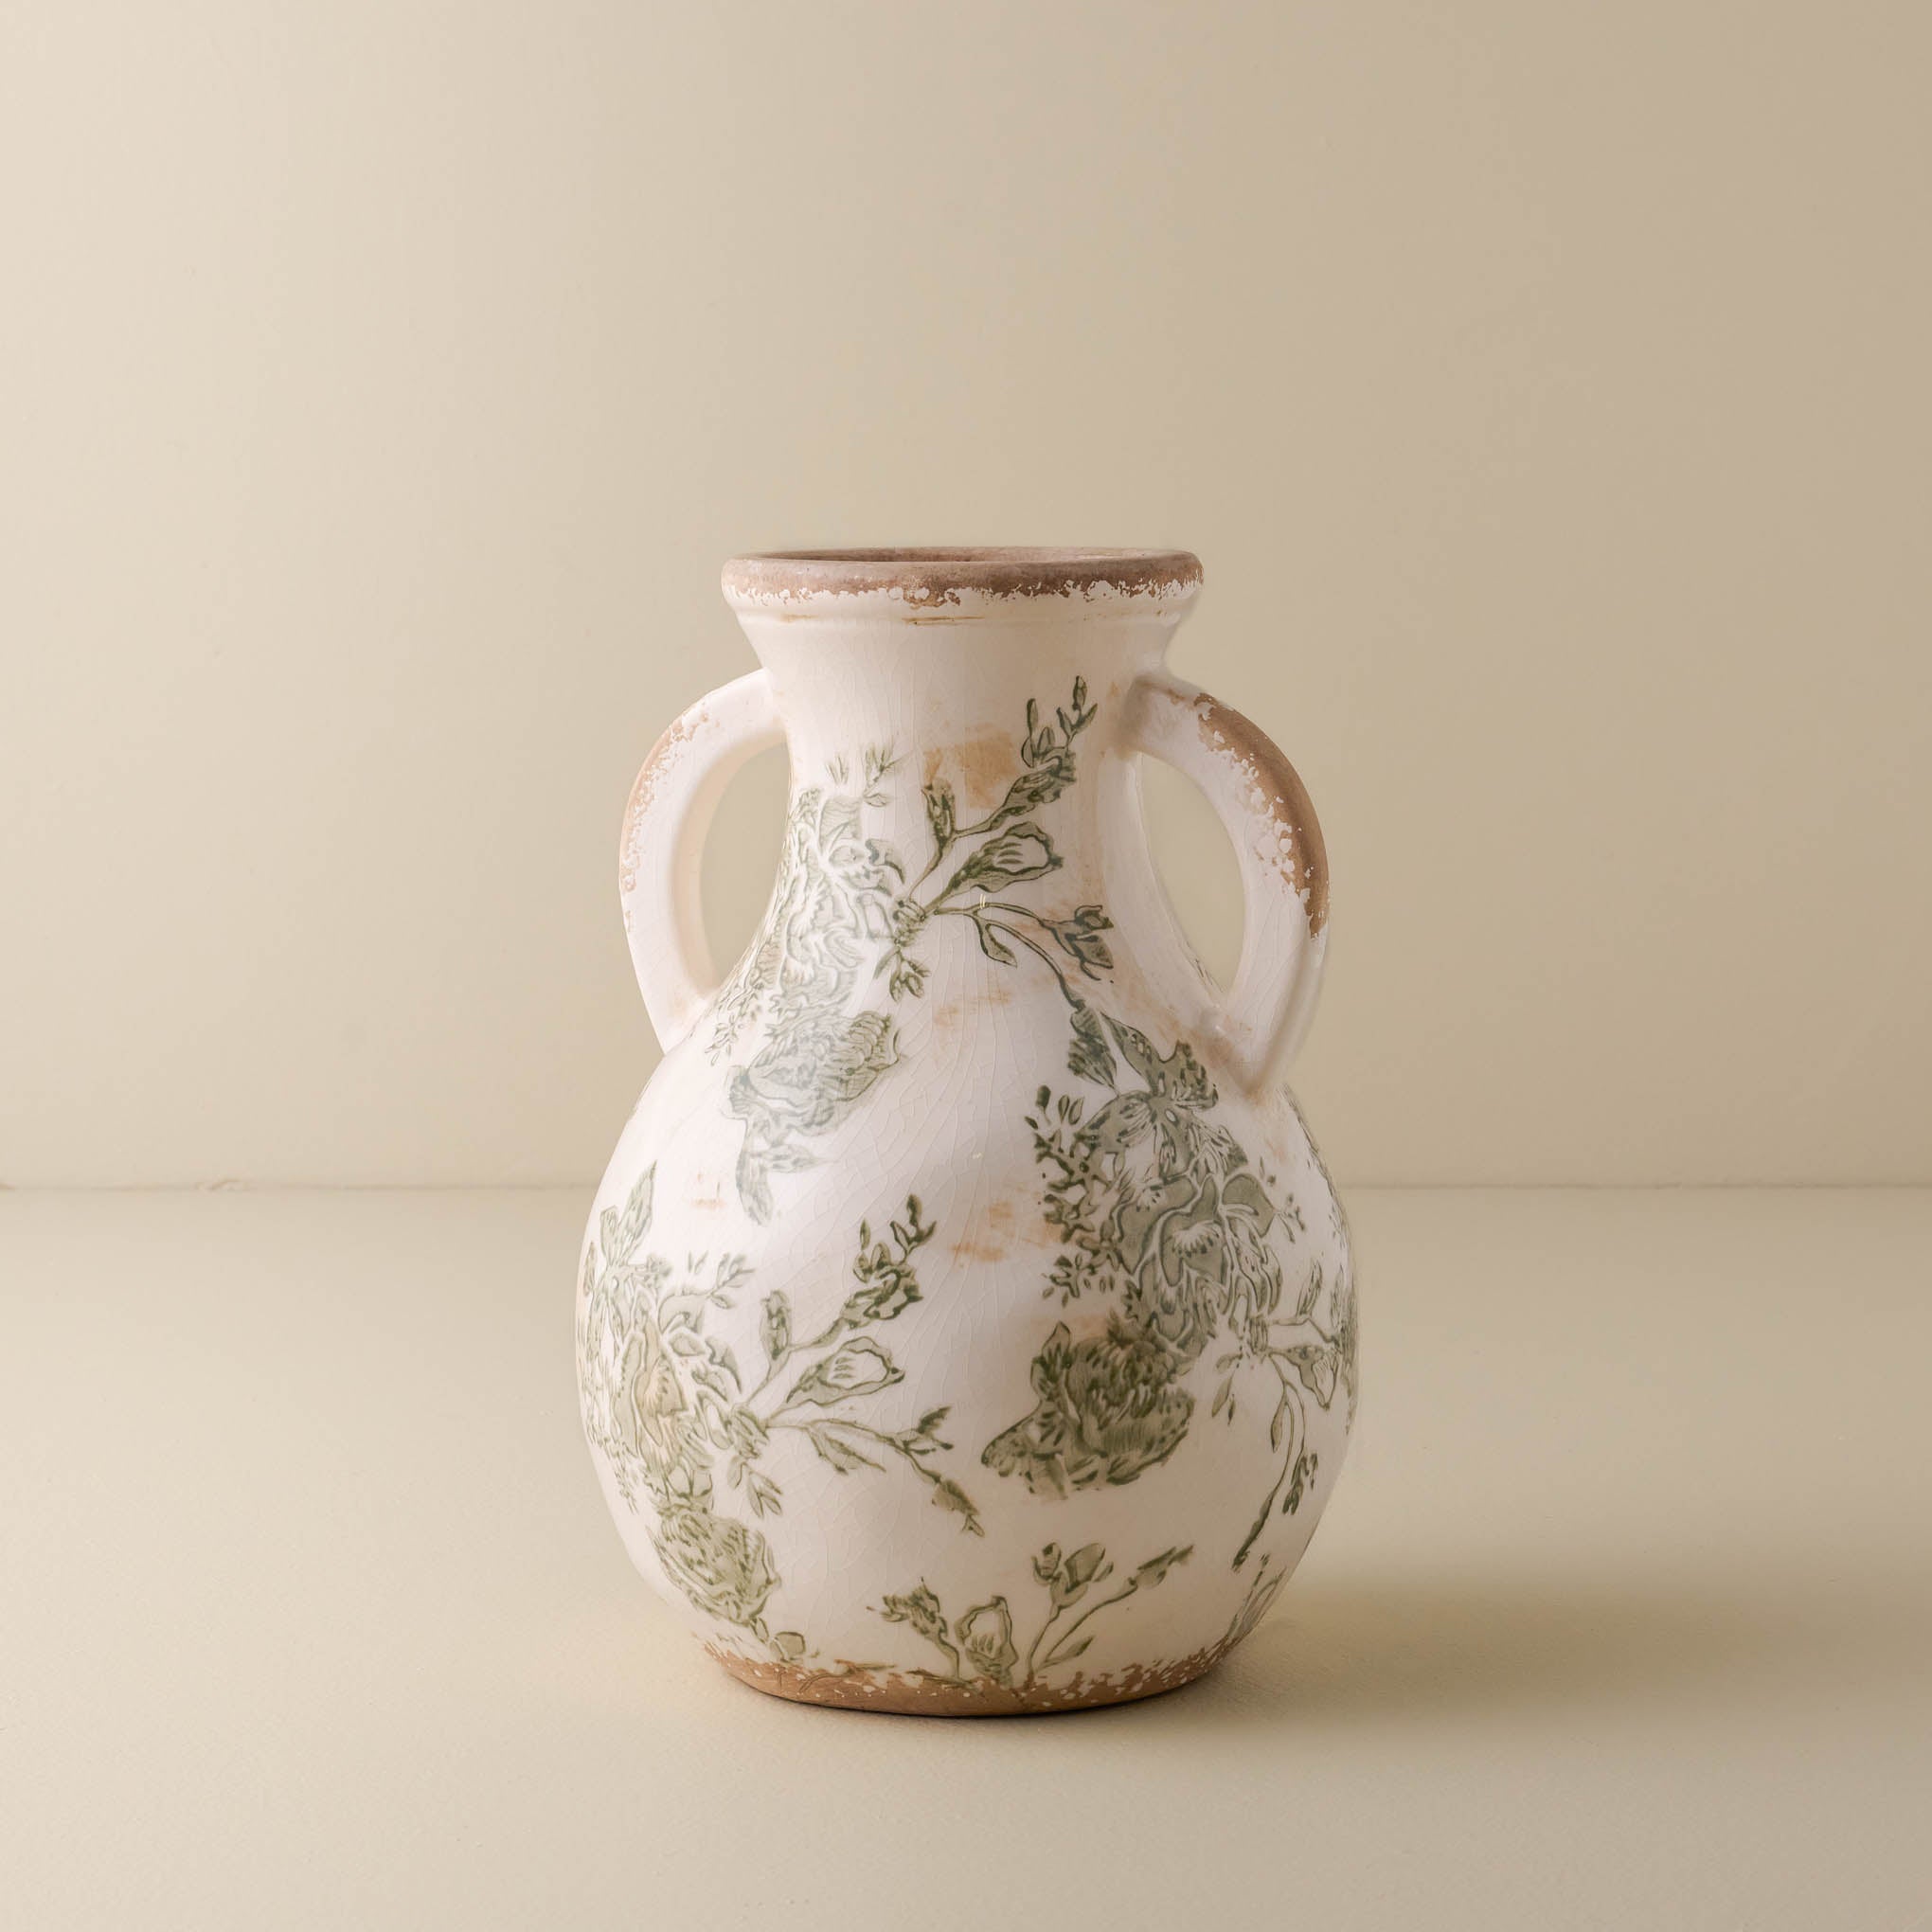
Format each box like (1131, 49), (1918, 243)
(578, 548), (1353, 1713)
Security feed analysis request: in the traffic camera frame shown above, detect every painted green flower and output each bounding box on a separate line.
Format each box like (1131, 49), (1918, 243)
(1046, 1542), (1114, 1606)
(615, 1316), (701, 1482)
(981, 1318), (1193, 1495)
(1329, 1262), (1359, 1409)
(1109, 1168), (1282, 1365)
(1081, 1017), (1219, 1168)
(1043, 1012), (1290, 1362)
(1044, 904), (1115, 978)
(651, 1502), (778, 1632)
(785, 1336), (903, 1406)
(879, 1583), (948, 1646)
(727, 1009), (900, 1219)
(729, 1009), (899, 1140)
(955, 1597), (1017, 1686)
(941, 820), (1064, 900)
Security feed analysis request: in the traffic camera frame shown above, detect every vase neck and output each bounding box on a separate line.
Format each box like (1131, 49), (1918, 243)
(740, 606), (1178, 769)
(720, 609), (1179, 1016)
(722, 554), (1202, 912)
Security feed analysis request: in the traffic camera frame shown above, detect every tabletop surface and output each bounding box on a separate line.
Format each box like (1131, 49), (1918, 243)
(6, 1187), (1928, 1930)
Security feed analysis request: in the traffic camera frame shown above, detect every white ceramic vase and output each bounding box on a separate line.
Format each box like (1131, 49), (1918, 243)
(578, 548), (1353, 1713)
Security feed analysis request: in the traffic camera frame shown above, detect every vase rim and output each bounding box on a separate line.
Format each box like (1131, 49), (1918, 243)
(722, 547), (1202, 613)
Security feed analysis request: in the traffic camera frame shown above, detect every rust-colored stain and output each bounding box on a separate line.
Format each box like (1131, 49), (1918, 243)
(1193, 695), (1330, 934)
(947, 1194), (1025, 1265)
(952, 724), (1015, 802)
(707, 1623), (1245, 1716)
(1059, 1306), (1120, 1347)
(723, 547), (1202, 611)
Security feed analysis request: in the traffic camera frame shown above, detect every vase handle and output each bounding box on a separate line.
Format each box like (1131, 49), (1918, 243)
(1121, 671), (1330, 1095)
(618, 670), (784, 1051)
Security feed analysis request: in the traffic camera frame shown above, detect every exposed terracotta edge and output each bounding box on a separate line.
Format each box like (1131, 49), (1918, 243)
(706, 1624), (1243, 1717)
(723, 547), (1203, 612)
(1193, 693), (1331, 934)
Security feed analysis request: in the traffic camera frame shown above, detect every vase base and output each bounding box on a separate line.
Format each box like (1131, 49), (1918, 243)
(706, 1636), (1240, 1717)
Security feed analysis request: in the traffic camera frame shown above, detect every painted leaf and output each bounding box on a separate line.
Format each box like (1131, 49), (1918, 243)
(973, 918), (1017, 966)
(1103, 1013), (1167, 1090)
(617, 1166), (655, 1252)
(803, 1422), (885, 1474)
(929, 1476), (983, 1534)
(759, 1290), (792, 1368)
(923, 779), (955, 850)
(1130, 1545), (1191, 1588)
(735, 1144), (774, 1225)
(1222, 1169), (1278, 1235)
(1050, 1541), (1112, 1607)
(880, 1585), (947, 1643)
(1285, 1343), (1339, 1406)
(1066, 1000), (1117, 1087)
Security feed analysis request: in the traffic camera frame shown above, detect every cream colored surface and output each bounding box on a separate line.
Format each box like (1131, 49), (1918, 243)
(5, 1188), (1927, 1925)
(3, 2), (1930, 1188)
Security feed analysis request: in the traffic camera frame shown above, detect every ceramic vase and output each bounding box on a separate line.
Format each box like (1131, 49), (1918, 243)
(578, 548), (1353, 1713)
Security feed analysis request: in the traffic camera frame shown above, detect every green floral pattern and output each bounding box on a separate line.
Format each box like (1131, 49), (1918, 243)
(993, 1019), (1357, 1568)
(982, 1317), (1193, 1495)
(598, 670), (1351, 1677)
(709, 749), (907, 1222)
(711, 686), (1108, 1222)
(875, 1539), (1192, 1692)
(579, 1168), (981, 1650)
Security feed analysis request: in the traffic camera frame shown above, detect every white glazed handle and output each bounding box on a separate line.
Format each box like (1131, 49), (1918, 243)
(1123, 671), (1330, 1095)
(618, 670), (783, 1051)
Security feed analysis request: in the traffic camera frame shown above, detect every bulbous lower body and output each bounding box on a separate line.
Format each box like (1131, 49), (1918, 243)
(577, 953), (1355, 1715)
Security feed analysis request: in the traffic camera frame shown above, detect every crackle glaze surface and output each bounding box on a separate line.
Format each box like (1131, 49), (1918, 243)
(580, 550), (1353, 1714)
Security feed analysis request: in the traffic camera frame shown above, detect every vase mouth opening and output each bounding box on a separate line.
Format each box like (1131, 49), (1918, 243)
(722, 547), (1203, 615)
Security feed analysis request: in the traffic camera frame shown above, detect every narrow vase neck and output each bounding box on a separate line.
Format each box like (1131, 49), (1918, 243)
(738, 607), (1178, 778)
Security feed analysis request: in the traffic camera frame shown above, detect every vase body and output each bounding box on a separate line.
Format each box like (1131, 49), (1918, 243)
(578, 549), (1354, 1713)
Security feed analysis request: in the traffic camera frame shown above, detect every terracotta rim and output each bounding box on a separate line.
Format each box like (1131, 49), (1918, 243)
(722, 547), (1203, 610)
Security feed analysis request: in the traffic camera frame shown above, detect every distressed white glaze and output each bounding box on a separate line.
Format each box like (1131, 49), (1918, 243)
(579, 550), (1353, 1713)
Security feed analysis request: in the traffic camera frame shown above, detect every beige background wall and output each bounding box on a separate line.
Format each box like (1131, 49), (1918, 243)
(3, 0), (1927, 1188)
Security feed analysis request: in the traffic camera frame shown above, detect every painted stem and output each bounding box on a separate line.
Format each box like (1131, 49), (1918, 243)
(1036, 1582), (1138, 1674)
(935, 906), (1082, 1006)
(1234, 1360), (1305, 1571)
(773, 1415), (911, 1472)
